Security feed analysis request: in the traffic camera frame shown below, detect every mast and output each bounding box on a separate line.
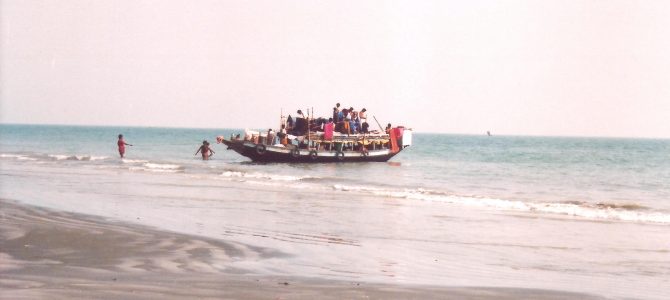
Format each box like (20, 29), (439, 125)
(306, 107), (310, 149)
(307, 107), (314, 150)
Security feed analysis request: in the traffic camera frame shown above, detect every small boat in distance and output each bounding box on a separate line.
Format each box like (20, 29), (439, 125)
(218, 112), (412, 163)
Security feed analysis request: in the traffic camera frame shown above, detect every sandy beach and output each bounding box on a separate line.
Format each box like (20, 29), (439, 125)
(0, 199), (609, 300)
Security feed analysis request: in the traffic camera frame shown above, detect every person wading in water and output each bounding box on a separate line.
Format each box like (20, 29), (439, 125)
(195, 140), (215, 160)
(117, 134), (133, 158)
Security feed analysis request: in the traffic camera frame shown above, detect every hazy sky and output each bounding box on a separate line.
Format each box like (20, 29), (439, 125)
(2, 0), (669, 137)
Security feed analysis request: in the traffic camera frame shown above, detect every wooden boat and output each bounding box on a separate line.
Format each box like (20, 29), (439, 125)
(219, 127), (412, 163)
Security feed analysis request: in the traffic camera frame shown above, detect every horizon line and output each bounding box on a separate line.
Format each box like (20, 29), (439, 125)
(1, 121), (668, 140)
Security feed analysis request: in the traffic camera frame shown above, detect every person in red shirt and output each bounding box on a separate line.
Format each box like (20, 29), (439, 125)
(324, 118), (334, 140)
(117, 134), (133, 158)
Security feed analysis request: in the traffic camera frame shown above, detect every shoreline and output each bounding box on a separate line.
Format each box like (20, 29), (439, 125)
(0, 199), (607, 299)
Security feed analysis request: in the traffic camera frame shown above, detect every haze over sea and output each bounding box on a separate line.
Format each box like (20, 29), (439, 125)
(2, 124), (669, 299)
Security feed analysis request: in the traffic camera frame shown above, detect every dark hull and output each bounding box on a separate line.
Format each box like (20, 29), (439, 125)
(221, 139), (400, 163)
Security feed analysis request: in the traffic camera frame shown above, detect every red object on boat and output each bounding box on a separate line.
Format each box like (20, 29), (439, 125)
(324, 122), (334, 140)
(389, 128), (399, 153)
(393, 127), (404, 139)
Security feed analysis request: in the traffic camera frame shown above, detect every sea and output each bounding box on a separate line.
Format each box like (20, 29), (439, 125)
(1, 124), (669, 299)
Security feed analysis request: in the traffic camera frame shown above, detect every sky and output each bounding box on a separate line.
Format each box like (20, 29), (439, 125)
(1, 0), (669, 138)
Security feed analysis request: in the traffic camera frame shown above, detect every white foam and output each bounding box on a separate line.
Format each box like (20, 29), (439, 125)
(125, 162), (184, 173)
(143, 163), (182, 170)
(221, 171), (243, 177)
(221, 171), (310, 182)
(527, 202), (670, 224)
(121, 159), (149, 164)
(244, 180), (311, 189)
(48, 154), (70, 160)
(332, 184), (385, 193)
(17, 156), (38, 161)
(48, 154), (110, 161)
(128, 166), (181, 173)
(248, 173), (306, 181)
(1, 153), (36, 161)
(332, 184), (670, 225)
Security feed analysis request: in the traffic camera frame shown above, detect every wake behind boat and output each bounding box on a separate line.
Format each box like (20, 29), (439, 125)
(218, 107), (412, 163)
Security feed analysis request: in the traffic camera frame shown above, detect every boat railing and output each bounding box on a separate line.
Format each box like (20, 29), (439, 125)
(304, 132), (392, 152)
(308, 132), (389, 142)
(239, 130), (394, 152)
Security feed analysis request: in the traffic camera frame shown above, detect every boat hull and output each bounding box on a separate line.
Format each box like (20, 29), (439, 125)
(221, 139), (400, 163)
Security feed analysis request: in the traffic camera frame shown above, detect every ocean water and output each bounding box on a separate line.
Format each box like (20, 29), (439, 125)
(2, 124), (669, 299)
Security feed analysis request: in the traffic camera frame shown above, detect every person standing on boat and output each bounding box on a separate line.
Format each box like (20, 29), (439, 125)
(295, 110), (308, 135)
(287, 115), (294, 132)
(297, 109), (305, 119)
(279, 125), (288, 145)
(336, 108), (345, 132)
(361, 121), (370, 133)
(266, 128), (275, 145)
(359, 108), (367, 122)
(195, 140), (215, 160)
(117, 134), (133, 158)
(342, 113), (351, 135)
(324, 118), (335, 141)
(353, 117), (361, 134)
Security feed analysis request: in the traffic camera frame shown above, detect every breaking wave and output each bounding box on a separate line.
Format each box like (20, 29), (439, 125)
(2, 152), (182, 173)
(2, 153), (109, 162)
(332, 184), (670, 225)
(220, 171), (314, 182)
(121, 159), (150, 164)
(48, 154), (109, 161)
(129, 163), (184, 173)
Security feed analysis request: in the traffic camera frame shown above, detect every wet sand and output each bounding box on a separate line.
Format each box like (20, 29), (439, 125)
(0, 199), (607, 300)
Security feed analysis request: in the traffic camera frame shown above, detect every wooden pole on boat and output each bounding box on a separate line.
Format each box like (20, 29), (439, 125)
(373, 115), (384, 132)
(306, 107), (310, 150)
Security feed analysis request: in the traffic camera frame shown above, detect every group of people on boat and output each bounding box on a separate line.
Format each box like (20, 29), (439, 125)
(330, 103), (370, 135)
(284, 103), (373, 136)
(228, 102), (406, 154)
